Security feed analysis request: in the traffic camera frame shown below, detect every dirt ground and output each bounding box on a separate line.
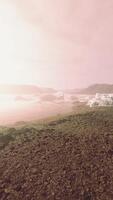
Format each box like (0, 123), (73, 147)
(0, 111), (113, 200)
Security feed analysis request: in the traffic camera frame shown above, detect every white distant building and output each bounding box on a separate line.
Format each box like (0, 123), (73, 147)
(88, 93), (113, 107)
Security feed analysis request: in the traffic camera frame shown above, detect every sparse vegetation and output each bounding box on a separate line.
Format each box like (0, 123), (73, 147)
(0, 107), (113, 199)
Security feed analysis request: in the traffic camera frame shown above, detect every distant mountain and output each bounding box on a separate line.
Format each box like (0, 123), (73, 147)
(40, 87), (57, 94)
(63, 89), (81, 94)
(0, 84), (56, 95)
(65, 84), (113, 94)
(1, 83), (113, 95)
(80, 84), (113, 94)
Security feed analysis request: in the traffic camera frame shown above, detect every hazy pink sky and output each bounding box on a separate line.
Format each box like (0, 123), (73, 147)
(0, 0), (113, 89)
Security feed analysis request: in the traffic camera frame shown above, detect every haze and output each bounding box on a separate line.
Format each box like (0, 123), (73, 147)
(0, 0), (113, 89)
(0, 0), (113, 124)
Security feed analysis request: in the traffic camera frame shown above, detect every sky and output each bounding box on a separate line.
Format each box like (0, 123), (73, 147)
(0, 0), (113, 89)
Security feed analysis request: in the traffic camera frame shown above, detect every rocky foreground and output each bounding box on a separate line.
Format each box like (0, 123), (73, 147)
(0, 108), (113, 199)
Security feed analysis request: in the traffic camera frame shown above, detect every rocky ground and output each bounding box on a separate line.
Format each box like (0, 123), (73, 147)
(0, 108), (113, 199)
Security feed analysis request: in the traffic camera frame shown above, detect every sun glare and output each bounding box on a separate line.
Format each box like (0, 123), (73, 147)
(0, 2), (34, 85)
(0, 95), (14, 110)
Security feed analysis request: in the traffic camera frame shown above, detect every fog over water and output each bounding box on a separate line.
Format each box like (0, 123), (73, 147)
(0, 94), (73, 125)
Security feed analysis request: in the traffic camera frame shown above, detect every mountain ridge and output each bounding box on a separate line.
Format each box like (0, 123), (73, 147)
(65, 84), (113, 94)
(0, 84), (56, 95)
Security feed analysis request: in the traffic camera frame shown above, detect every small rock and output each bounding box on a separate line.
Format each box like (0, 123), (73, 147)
(31, 168), (37, 174)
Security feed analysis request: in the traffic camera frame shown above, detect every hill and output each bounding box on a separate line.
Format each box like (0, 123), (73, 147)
(66, 84), (113, 94)
(80, 84), (113, 94)
(0, 107), (113, 199)
(0, 84), (56, 95)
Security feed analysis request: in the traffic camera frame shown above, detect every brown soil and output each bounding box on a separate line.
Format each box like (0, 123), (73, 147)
(0, 124), (113, 199)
